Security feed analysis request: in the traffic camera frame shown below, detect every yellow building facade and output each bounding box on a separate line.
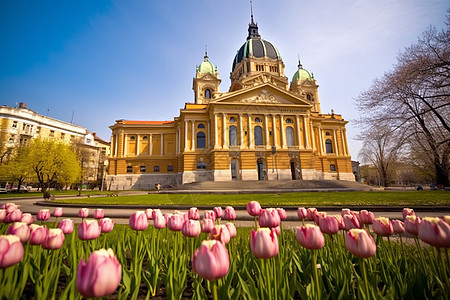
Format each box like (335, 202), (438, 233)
(107, 17), (354, 189)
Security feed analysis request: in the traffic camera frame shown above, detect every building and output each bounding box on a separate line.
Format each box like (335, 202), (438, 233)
(0, 102), (110, 185)
(107, 14), (353, 190)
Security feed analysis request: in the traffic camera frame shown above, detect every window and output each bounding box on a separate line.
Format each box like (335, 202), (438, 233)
(154, 166), (160, 172)
(130, 136), (135, 141)
(167, 165), (174, 172)
(197, 132), (206, 148)
(197, 123), (205, 129)
(205, 89), (211, 99)
(285, 118), (293, 124)
(143, 136), (148, 141)
(229, 126), (237, 146)
(307, 94), (312, 101)
(197, 162), (207, 169)
(140, 165), (146, 173)
(325, 139), (333, 153)
(325, 132), (330, 136)
(49, 130), (55, 137)
(330, 164), (336, 171)
(61, 133), (65, 139)
(127, 166), (133, 173)
(254, 117), (261, 123)
(9, 135), (15, 143)
(256, 64), (264, 71)
(254, 126), (263, 146)
(286, 127), (294, 146)
(229, 117), (236, 123)
(12, 121), (17, 128)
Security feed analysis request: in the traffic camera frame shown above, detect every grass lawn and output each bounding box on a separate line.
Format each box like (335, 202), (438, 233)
(49, 190), (450, 206)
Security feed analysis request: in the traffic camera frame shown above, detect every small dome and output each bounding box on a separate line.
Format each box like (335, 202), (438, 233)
(198, 53), (216, 75)
(292, 61), (312, 82)
(232, 38), (281, 72)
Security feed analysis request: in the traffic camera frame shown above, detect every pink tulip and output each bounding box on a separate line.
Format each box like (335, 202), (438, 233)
(318, 216), (340, 235)
(251, 228), (279, 258)
(0, 209), (6, 222)
(76, 248), (121, 298)
(341, 208), (353, 217)
(314, 211), (327, 225)
(5, 203), (19, 213)
(78, 208), (89, 218)
(223, 206), (236, 220)
(146, 209), (154, 219)
(37, 209), (51, 221)
(29, 224), (48, 245)
(153, 214), (166, 229)
(259, 208), (281, 228)
(372, 217), (394, 236)
(297, 207), (307, 219)
(359, 210), (375, 224)
(296, 225), (325, 250)
(404, 215), (421, 236)
(213, 207), (223, 219)
(225, 223), (237, 238)
(183, 213), (189, 223)
(201, 218), (214, 233)
(192, 240), (229, 281)
(334, 215), (345, 230)
(8, 222), (31, 242)
(78, 220), (101, 240)
(204, 210), (216, 222)
(53, 207), (63, 217)
(391, 220), (405, 234)
(306, 208), (317, 221)
(276, 208), (287, 221)
(210, 225), (231, 244)
(345, 229), (376, 258)
(418, 217), (450, 248)
(6, 209), (22, 223)
(273, 226), (281, 235)
(182, 220), (201, 237)
(58, 219), (74, 234)
(43, 228), (65, 250)
(21, 213), (34, 225)
(402, 208), (415, 220)
(167, 214), (184, 231)
(94, 209), (104, 219)
(0, 235), (24, 268)
(99, 218), (114, 233)
(188, 207), (200, 220)
(343, 214), (361, 230)
(152, 209), (162, 220)
(129, 211), (148, 231)
(247, 201), (262, 217)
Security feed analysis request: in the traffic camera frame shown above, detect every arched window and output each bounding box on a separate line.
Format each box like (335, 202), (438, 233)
(205, 89), (211, 99)
(286, 126), (294, 146)
(325, 139), (333, 153)
(197, 123), (205, 129)
(229, 126), (237, 146)
(254, 126), (263, 146)
(254, 117), (261, 123)
(229, 117), (236, 123)
(197, 132), (206, 148)
(285, 118), (293, 124)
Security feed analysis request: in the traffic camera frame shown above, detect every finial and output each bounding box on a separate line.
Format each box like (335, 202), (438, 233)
(204, 45), (208, 60)
(297, 54), (303, 69)
(250, 0), (254, 23)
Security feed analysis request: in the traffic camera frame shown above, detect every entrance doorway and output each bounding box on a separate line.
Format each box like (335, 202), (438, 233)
(290, 162), (296, 180)
(231, 159), (238, 180)
(257, 159), (264, 181)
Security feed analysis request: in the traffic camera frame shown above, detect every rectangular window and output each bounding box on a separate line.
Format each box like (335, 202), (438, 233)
(154, 166), (160, 172)
(49, 130), (55, 137)
(167, 165), (174, 172)
(12, 121), (17, 128)
(61, 133), (65, 139)
(140, 165), (146, 173)
(126, 166), (133, 173)
(330, 164), (336, 172)
(197, 162), (207, 170)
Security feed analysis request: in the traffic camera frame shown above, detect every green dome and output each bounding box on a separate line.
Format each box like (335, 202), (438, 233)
(292, 61), (312, 82)
(198, 54), (216, 74)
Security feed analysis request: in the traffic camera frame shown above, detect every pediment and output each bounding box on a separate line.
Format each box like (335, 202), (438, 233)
(197, 73), (217, 81)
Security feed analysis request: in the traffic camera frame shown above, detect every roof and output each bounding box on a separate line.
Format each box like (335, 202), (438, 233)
(115, 120), (174, 125)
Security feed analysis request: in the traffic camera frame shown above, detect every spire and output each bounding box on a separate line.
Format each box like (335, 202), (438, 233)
(297, 54), (303, 69)
(247, 0), (260, 40)
(204, 45), (208, 61)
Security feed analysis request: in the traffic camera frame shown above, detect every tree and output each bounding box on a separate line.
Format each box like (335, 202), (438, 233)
(0, 146), (33, 191)
(356, 14), (450, 186)
(23, 138), (81, 193)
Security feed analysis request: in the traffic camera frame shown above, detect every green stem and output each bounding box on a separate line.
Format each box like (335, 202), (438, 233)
(312, 251), (320, 300)
(361, 258), (370, 299)
(212, 280), (218, 300)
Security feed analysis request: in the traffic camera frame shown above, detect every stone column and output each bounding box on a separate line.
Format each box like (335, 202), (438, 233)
(248, 114), (252, 149)
(175, 129), (179, 154)
(272, 114), (277, 147)
(239, 113), (244, 149)
(124, 134), (127, 156)
(114, 133), (118, 156)
(318, 126), (323, 154)
(149, 134), (153, 155)
(264, 114), (269, 148)
(136, 134), (140, 155)
(191, 121), (195, 151)
(333, 129), (339, 155)
(303, 116), (310, 149)
(223, 113), (228, 149)
(184, 120), (189, 151)
(161, 133), (164, 155)
(280, 115), (286, 149)
(342, 129), (349, 156)
(296, 115), (302, 148)
(214, 113), (219, 149)
(310, 121), (315, 151)
(207, 121), (211, 150)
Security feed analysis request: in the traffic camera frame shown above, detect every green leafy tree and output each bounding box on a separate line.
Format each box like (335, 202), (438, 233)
(0, 146), (33, 191)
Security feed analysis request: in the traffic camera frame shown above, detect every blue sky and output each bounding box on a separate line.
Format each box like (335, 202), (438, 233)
(1, 0), (448, 159)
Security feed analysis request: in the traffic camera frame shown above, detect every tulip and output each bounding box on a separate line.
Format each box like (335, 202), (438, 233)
(20, 213), (34, 225)
(152, 209), (162, 219)
(201, 218), (214, 233)
(78, 208), (89, 218)
(37, 209), (51, 221)
(251, 228), (279, 259)
(153, 213), (166, 229)
(6, 209), (22, 223)
(192, 240), (229, 281)
(43, 228), (65, 250)
(276, 208), (287, 221)
(94, 209), (104, 219)
(0, 209), (6, 222)
(391, 220), (405, 234)
(334, 215), (345, 230)
(341, 208), (353, 217)
(188, 207), (200, 220)
(402, 208), (415, 220)
(210, 225), (231, 244)
(296, 225), (325, 250)
(372, 217), (394, 236)
(259, 208), (281, 228)
(78, 220), (101, 240)
(225, 222), (237, 238)
(223, 206), (236, 220)
(53, 207), (63, 217)
(318, 216), (340, 235)
(182, 220), (201, 237)
(58, 219), (74, 234)
(314, 211), (327, 225)
(8, 222), (31, 242)
(167, 213), (184, 231)
(444, 216), (450, 225)
(297, 207), (307, 219)
(76, 248), (121, 298)
(99, 218), (114, 233)
(359, 210), (375, 225)
(273, 226), (281, 235)
(418, 217), (450, 248)
(343, 213), (361, 230)
(204, 210), (216, 222)
(247, 201), (261, 216)
(404, 215), (421, 236)
(29, 224), (48, 245)
(0, 235), (24, 268)
(213, 207), (223, 219)
(306, 208), (317, 221)
(129, 211), (148, 231)
(345, 229), (376, 258)
(5, 203), (19, 213)
(145, 209), (154, 219)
